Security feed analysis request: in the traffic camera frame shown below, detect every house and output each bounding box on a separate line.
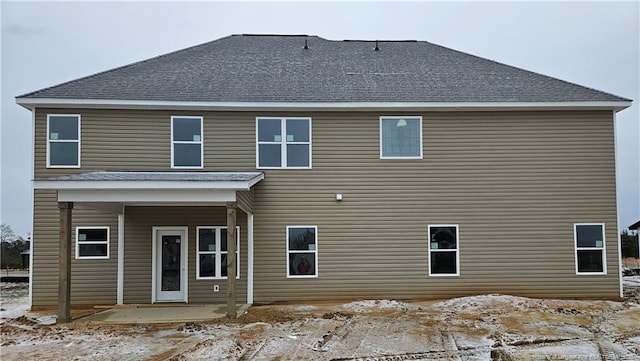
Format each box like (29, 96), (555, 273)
(16, 34), (632, 323)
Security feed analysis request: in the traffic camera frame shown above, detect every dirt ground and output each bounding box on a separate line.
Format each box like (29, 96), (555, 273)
(2, 279), (640, 360)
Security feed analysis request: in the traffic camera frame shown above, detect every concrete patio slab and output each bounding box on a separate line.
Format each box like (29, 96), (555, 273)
(76, 304), (249, 324)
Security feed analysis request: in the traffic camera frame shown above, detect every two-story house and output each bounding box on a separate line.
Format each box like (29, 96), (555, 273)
(16, 34), (631, 322)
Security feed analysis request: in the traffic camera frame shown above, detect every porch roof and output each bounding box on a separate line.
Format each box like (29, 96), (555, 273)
(34, 171), (264, 190)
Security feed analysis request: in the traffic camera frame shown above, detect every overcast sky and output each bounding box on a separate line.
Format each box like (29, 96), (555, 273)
(1, 1), (639, 237)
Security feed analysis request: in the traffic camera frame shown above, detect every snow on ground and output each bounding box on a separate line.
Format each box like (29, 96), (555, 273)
(2, 281), (640, 360)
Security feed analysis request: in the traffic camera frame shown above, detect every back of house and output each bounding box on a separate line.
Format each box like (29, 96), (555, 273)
(16, 35), (631, 313)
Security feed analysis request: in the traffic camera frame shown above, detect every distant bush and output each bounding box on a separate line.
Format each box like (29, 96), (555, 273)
(621, 229), (639, 260)
(1, 223), (29, 269)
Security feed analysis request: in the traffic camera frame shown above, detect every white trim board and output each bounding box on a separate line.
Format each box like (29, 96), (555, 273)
(16, 98), (632, 112)
(56, 189), (236, 203)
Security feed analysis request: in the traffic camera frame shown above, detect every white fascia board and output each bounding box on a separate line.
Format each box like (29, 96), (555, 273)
(34, 179), (260, 191)
(58, 189), (236, 203)
(16, 98), (632, 112)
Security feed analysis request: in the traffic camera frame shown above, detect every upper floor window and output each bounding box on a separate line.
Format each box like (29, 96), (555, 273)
(76, 227), (109, 259)
(171, 116), (203, 168)
(380, 116), (422, 159)
(47, 114), (80, 168)
(257, 117), (311, 168)
(574, 223), (606, 274)
(196, 226), (240, 279)
(428, 225), (459, 276)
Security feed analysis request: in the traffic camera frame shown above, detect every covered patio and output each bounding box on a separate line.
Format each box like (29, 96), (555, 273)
(33, 171), (264, 323)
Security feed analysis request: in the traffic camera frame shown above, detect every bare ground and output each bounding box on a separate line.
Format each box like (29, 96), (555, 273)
(1, 280), (640, 360)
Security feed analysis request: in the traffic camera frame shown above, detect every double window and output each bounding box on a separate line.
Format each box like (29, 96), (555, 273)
(47, 114), (80, 168)
(76, 227), (109, 259)
(428, 225), (459, 276)
(171, 116), (203, 168)
(574, 223), (606, 274)
(286, 226), (318, 277)
(380, 116), (422, 159)
(257, 117), (311, 168)
(196, 226), (240, 279)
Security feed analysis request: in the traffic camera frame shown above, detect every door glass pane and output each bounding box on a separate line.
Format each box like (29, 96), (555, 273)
(161, 235), (181, 291)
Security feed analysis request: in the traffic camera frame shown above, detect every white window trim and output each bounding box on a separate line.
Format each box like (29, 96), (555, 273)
(171, 116), (204, 169)
(574, 223), (607, 275)
(428, 224), (460, 277)
(195, 226), (240, 280)
(286, 225), (318, 278)
(256, 117), (312, 169)
(46, 114), (81, 168)
(379, 116), (423, 159)
(75, 226), (110, 260)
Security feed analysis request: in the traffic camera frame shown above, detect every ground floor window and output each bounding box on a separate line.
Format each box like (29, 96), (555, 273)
(574, 223), (606, 274)
(196, 226), (240, 279)
(76, 227), (109, 259)
(428, 225), (459, 276)
(286, 226), (318, 277)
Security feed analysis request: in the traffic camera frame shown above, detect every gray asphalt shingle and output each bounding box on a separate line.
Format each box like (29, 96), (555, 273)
(18, 34), (628, 103)
(40, 171), (264, 182)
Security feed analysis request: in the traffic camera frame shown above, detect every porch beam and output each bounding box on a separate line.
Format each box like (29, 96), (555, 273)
(226, 202), (237, 318)
(57, 201), (73, 323)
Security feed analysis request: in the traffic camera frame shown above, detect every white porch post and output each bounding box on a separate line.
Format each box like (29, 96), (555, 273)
(247, 212), (254, 305)
(116, 207), (125, 305)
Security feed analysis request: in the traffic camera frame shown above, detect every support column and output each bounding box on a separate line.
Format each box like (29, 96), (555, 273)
(226, 202), (237, 318)
(247, 212), (254, 305)
(57, 202), (73, 323)
(116, 209), (125, 305)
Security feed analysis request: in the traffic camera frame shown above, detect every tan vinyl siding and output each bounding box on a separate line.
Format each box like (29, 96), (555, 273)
(123, 206), (248, 304)
(237, 190), (254, 214)
(32, 108), (620, 305)
(32, 190), (118, 307)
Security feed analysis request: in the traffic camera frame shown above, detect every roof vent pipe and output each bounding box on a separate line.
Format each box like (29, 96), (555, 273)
(375, 40), (379, 51)
(304, 39), (309, 50)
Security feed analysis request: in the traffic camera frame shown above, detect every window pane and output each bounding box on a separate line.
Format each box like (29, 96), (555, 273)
(289, 253), (316, 276)
(198, 229), (215, 252)
(258, 144), (281, 167)
(221, 229), (228, 251)
(576, 225), (604, 248)
(288, 227), (316, 251)
(199, 254), (215, 278)
(174, 143), (202, 167)
(50, 142), (79, 166)
(79, 229), (107, 242)
(287, 144), (309, 167)
(431, 251), (456, 274)
(286, 119), (309, 142)
(381, 118), (420, 157)
(79, 244), (108, 257)
(173, 118), (201, 141)
(49, 116), (78, 140)
(220, 253), (239, 277)
(429, 226), (457, 249)
(577, 250), (604, 273)
(258, 119), (282, 142)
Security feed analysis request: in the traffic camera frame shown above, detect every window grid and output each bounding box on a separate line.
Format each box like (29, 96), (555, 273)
(286, 225), (318, 278)
(428, 224), (460, 277)
(574, 223), (607, 275)
(196, 226), (240, 280)
(379, 116), (423, 159)
(171, 116), (203, 169)
(47, 114), (81, 168)
(75, 226), (109, 260)
(256, 117), (312, 169)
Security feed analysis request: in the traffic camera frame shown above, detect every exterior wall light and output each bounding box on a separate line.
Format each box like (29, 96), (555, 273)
(335, 193), (343, 201)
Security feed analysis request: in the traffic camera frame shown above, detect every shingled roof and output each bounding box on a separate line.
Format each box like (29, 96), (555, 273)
(17, 34), (630, 105)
